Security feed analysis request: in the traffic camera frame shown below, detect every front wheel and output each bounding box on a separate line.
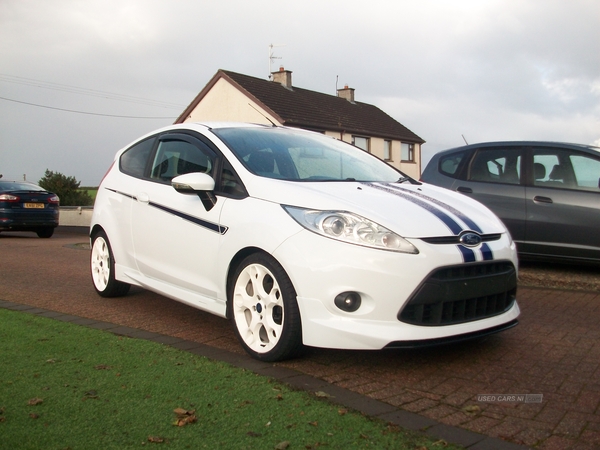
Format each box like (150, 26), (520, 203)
(229, 253), (303, 362)
(90, 231), (130, 297)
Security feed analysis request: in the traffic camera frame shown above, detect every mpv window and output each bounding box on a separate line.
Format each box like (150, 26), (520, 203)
(468, 148), (521, 185)
(439, 150), (467, 178)
(533, 148), (600, 191)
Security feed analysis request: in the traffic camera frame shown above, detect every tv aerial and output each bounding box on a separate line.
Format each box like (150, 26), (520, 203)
(268, 43), (286, 79)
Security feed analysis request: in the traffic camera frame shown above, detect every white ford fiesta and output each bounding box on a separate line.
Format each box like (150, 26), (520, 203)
(90, 122), (520, 361)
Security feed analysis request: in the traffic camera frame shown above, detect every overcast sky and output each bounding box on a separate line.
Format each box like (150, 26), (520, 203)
(1, 0), (599, 185)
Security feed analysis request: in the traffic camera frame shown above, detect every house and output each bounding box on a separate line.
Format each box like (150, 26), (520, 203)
(175, 68), (425, 178)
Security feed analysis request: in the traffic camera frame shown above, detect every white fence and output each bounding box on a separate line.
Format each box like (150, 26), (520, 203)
(59, 206), (93, 227)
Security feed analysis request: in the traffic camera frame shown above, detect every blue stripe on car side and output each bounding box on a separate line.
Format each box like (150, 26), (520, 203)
(149, 202), (228, 235)
(109, 189), (228, 235)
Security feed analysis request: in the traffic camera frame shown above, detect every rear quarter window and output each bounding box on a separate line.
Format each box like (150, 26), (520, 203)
(439, 151), (467, 178)
(120, 137), (155, 178)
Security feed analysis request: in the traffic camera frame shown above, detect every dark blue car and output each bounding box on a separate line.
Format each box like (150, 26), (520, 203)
(0, 180), (60, 238)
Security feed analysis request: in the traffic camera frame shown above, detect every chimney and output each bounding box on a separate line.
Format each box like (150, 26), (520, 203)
(337, 84), (355, 103)
(338, 85), (354, 103)
(272, 66), (292, 88)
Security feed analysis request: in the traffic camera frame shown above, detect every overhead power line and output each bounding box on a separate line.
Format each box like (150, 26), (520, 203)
(0, 73), (185, 110)
(0, 96), (176, 119)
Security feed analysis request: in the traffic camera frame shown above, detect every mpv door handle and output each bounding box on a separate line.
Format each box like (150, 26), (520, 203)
(456, 186), (473, 194)
(533, 196), (553, 204)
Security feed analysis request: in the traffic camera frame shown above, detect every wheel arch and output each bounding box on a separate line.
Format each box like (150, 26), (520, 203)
(225, 246), (287, 319)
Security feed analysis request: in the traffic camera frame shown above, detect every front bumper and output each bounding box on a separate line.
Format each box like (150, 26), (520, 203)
(273, 229), (520, 350)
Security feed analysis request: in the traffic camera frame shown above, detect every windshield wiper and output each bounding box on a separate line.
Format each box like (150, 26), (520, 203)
(396, 176), (421, 185)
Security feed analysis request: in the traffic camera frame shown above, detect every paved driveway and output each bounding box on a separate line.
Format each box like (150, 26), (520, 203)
(1, 227), (599, 449)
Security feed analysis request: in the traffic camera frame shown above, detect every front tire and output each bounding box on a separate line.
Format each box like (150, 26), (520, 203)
(90, 231), (130, 297)
(229, 253), (303, 362)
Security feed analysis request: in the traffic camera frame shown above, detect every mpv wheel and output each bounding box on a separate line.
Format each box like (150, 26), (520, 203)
(230, 253), (303, 362)
(90, 231), (130, 297)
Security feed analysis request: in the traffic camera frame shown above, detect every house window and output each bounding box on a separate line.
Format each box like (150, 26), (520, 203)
(401, 143), (415, 162)
(384, 140), (392, 161)
(353, 136), (370, 152)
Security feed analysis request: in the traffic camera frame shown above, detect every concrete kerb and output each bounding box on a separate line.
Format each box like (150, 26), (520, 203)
(0, 299), (532, 450)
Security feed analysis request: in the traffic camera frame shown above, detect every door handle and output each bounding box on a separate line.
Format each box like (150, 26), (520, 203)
(533, 196), (553, 204)
(135, 192), (150, 203)
(456, 186), (473, 194)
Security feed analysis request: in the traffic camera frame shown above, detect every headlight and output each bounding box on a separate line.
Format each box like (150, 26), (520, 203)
(283, 205), (418, 254)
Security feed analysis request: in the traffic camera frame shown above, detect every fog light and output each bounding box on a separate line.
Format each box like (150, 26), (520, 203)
(334, 291), (361, 312)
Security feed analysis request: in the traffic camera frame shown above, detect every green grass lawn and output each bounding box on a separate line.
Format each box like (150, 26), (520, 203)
(0, 309), (460, 449)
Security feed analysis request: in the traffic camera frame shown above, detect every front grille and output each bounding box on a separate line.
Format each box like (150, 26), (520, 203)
(399, 261), (517, 326)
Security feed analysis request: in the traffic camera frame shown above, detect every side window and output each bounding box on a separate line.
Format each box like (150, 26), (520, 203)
(150, 139), (214, 183)
(571, 155), (600, 191)
(468, 148), (521, 185)
(439, 151), (466, 178)
(534, 148), (600, 191)
(120, 137), (155, 178)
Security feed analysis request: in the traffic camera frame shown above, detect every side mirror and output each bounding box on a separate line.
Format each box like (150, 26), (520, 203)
(172, 173), (217, 211)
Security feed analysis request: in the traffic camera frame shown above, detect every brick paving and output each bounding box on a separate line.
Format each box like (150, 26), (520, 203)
(1, 227), (599, 449)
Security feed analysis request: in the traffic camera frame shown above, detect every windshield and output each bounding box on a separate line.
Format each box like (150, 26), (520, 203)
(213, 127), (405, 182)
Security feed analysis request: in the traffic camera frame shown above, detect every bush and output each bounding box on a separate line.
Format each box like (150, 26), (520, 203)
(38, 170), (94, 206)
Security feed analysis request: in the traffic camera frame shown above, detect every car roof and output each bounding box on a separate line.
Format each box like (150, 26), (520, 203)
(434, 141), (600, 157)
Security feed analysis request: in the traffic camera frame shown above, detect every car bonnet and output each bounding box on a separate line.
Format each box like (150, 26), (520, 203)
(245, 179), (507, 238)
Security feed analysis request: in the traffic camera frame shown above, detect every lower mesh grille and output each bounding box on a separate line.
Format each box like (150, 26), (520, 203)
(399, 261), (517, 326)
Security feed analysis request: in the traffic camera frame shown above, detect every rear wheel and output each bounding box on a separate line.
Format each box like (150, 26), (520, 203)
(36, 227), (54, 238)
(230, 253), (303, 362)
(90, 231), (130, 297)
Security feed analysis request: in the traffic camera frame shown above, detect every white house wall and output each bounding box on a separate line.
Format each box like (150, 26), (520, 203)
(184, 79), (281, 125)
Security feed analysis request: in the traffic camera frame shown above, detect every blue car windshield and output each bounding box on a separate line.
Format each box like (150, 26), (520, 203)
(212, 127), (404, 182)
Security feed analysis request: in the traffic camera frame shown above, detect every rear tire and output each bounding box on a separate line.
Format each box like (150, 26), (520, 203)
(229, 253), (303, 362)
(90, 231), (130, 297)
(36, 227), (54, 238)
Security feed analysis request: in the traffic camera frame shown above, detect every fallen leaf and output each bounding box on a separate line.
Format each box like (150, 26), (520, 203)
(27, 398), (43, 406)
(173, 408), (197, 427)
(147, 436), (164, 443)
(308, 421), (318, 427)
(314, 391), (331, 398)
(338, 408), (348, 416)
(276, 394), (283, 401)
(246, 431), (261, 437)
(274, 441), (290, 450)
(94, 364), (112, 370)
(29, 413), (40, 419)
(83, 390), (98, 399)
(462, 405), (481, 414)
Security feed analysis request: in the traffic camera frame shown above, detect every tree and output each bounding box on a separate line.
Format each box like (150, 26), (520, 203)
(38, 169), (93, 206)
